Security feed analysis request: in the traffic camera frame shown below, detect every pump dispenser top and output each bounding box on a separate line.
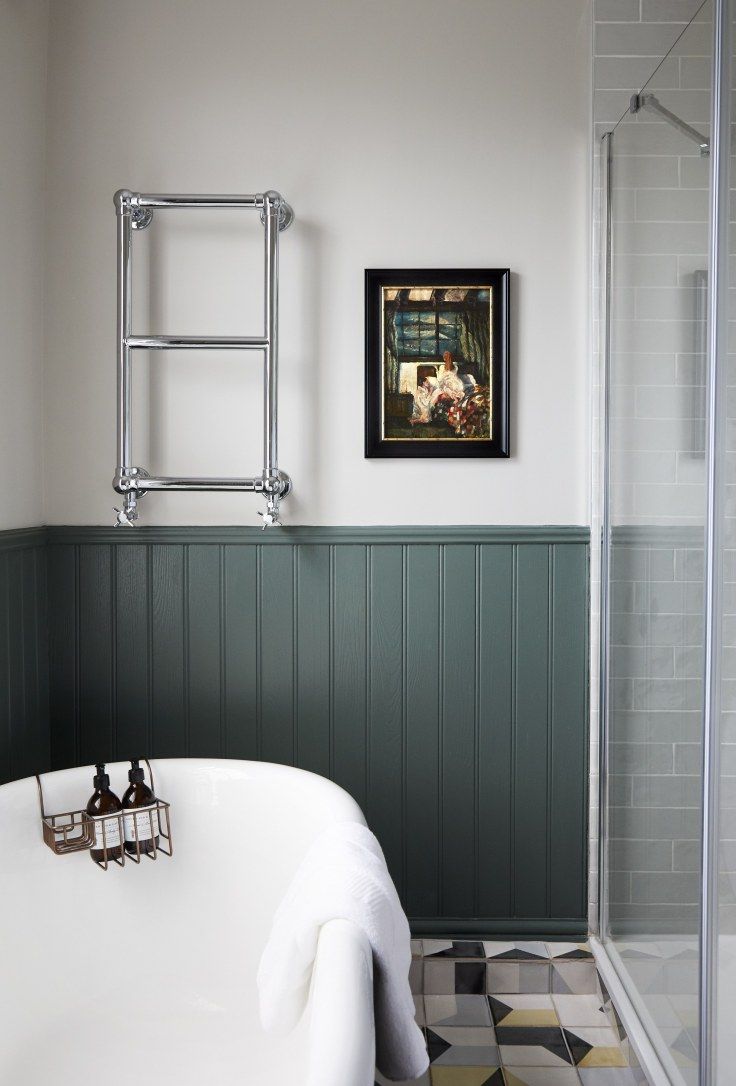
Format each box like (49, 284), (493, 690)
(93, 764), (110, 788)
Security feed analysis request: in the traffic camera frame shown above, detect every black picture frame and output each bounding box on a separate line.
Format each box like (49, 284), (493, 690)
(365, 268), (510, 458)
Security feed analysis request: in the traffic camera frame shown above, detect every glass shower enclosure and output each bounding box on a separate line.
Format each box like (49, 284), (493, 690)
(596, 1), (734, 1084)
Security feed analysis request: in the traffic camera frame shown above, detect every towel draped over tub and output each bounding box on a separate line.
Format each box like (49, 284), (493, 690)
(258, 820), (429, 1082)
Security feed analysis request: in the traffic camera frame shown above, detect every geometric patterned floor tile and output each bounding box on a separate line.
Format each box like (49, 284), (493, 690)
(656, 941), (698, 962)
(428, 1027), (497, 1048)
(483, 942), (550, 961)
(577, 1071), (649, 1085)
(429, 1069), (505, 1085)
(617, 944), (662, 962)
(425, 995), (493, 1027)
(411, 958), (424, 994)
(427, 1029), (454, 1063)
(637, 995), (682, 1030)
(427, 1026), (499, 1067)
(552, 994), (612, 1028)
(425, 940), (487, 959)
(504, 1070), (580, 1085)
(658, 1028), (698, 1068)
(552, 962), (599, 995)
(425, 962), (461, 995)
(489, 995), (559, 1028)
(430, 1045), (501, 1068)
(454, 963), (488, 995)
(618, 1037), (641, 1072)
(406, 935), (648, 1086)
(600, 996), (625, 1042)
(665, 994), (698, 1030)
(487, 963), (551, 995)
(596, 975), (611, 1006)
(422, 962), (489, 995)
(563, 1027), (628, 1068)
(496, 1026), (573, 1067)
(547, 943), (594, 961)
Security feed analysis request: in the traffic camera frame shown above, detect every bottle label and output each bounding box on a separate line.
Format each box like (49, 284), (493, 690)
(124, 805), (158, 844)
(92, 814), (121, 851)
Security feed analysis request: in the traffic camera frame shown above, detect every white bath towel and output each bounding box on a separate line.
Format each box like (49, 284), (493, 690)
(257, 820), (429, 1082)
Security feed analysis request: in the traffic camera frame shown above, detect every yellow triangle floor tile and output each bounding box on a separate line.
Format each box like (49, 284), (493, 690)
(501, 1010), (559, 1026)
(430, 1066), (503, 1086)
(577, 1046), (628, 1067)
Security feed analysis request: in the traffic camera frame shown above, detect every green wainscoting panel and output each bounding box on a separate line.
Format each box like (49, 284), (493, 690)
(405, 543), (442, 918)
(0, 529), (49, 782)
(1, 525), (589, 935)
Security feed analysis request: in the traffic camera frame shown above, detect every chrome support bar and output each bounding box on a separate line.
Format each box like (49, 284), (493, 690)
(117, 472), (292, 494)
(263, 191), (279, 487)
(115, 191), (136, 525)
(630, 92), (710, 156)
(135, 193), (263, 209)
(121, 190), (294, 230)
(125, 335), (268, 350)
(112, 188), (294, 528)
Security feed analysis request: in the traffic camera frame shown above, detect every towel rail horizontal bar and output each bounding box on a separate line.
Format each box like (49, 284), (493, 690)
(134, 193), (264, 209)
(126, 335), (268, 350)
(116, 190), (294, 231)
(134, 476), (264, 492)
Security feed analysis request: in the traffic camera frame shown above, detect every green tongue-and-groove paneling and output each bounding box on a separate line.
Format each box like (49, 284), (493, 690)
(1, 525), (589, 935)
(0, 529), (49, 783)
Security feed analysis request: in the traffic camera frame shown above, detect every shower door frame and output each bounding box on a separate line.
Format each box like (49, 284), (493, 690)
(595, 2), (732, 1083)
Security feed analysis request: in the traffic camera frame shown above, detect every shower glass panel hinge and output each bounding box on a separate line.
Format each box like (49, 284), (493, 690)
(112, 188), (294, 528)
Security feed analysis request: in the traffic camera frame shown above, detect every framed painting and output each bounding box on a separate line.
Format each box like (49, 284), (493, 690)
(365, 268), (509, 458)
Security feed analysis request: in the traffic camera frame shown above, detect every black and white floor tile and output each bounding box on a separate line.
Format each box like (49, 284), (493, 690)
(375, 940), (650, 1086)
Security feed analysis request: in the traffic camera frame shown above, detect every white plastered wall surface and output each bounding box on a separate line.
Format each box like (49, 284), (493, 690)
(38, 0), (590, 527)
(0, 0), (48, 531)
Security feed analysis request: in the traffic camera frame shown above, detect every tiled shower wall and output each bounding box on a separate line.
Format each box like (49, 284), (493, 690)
(591, 0), (719, 933)
(608, 531), (711, 932)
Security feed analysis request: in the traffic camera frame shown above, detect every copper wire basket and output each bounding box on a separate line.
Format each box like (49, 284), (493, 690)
(37, 759), (173, 869)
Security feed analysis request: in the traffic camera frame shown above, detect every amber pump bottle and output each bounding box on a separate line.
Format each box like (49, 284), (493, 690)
(122, 759), (159, 855)
(86, 764), (123, 863)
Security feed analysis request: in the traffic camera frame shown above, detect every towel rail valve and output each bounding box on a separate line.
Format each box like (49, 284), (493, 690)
(113, 466), (148, 528)
(258, 470), (292, 529)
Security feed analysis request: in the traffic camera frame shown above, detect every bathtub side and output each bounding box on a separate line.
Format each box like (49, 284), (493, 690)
(0, 760), (378, 1084)
(308, 918), (375, 1086)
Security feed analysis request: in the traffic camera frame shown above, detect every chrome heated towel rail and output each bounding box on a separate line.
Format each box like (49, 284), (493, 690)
(112, 189), (294, 528)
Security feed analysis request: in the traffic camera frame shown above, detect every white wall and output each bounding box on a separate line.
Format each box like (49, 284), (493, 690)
(0, 0), (48, 530)
(42, 0), (591, 526)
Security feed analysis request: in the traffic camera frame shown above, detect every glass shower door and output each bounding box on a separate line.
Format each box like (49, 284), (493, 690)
(600, 6), (713, 1083)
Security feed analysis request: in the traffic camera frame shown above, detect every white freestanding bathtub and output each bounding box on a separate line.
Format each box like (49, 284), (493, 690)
(0, 759), (376, 1085)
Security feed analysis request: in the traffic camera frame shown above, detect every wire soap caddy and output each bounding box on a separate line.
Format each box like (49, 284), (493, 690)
(37, 759), (173, 870)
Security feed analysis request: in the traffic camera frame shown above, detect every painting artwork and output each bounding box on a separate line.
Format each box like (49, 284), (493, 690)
(365, 268), (509, 458)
